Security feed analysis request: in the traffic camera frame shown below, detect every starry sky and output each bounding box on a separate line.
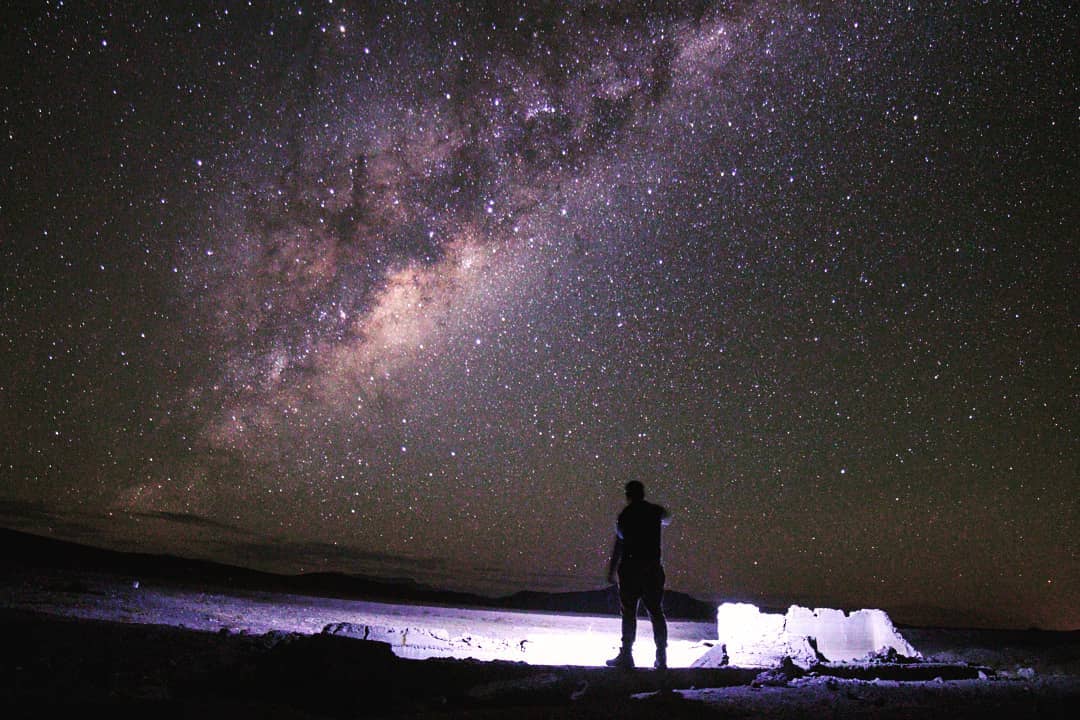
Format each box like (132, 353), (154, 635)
(1, 1), (1076, 630)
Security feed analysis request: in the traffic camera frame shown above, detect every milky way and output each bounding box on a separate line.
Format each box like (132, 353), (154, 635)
(1, 1), (1076, 629)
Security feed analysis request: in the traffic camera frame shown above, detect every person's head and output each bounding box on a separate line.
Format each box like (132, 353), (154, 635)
(625, 480), (645, 502)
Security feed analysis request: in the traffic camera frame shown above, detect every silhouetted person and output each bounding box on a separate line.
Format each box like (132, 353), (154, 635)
(606, 480), (670, 669)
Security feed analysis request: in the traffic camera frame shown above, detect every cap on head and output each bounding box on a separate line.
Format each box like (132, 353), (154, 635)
(625, 480), (645, 501)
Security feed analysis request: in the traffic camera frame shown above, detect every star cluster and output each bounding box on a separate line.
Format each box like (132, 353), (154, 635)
(1, 1), (1076, 629)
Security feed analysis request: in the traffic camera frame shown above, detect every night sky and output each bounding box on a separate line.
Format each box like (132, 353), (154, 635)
(1, 1), (1076, 630)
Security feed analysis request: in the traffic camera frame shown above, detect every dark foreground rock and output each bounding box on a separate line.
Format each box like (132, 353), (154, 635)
(2, 609), (1077, 719)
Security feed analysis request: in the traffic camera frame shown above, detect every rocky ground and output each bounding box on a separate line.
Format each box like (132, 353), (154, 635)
(2, 568), (1077, 718)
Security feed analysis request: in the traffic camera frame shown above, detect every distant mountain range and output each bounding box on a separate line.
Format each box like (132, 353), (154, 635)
(0, 527), (717, 621)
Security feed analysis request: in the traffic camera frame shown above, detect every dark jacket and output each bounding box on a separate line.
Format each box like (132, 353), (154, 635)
(615, 499), (669, 569)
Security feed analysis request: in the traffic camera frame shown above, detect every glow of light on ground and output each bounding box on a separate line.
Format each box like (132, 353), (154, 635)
(3, 575), (716, 668)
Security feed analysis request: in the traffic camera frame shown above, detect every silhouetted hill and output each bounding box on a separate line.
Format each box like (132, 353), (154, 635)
(498, 587), (715, 621)
(1, 527), (715, 619)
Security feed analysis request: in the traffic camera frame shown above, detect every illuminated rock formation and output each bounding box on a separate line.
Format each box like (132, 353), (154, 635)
(692, 603), (921, 669)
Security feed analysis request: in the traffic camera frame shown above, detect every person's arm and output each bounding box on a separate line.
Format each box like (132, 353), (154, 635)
(660, 505), (672, 527)
(606, 536), (622, 585)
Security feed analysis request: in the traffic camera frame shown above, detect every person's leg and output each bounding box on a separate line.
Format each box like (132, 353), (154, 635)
(641, 565), (667, 668)
(619, 578), (640, 651)
(607, 571), (641, 667)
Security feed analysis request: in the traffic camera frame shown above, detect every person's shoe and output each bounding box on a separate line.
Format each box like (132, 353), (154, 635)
(654, 647), (667, 670)
(606, 650), (635, 669)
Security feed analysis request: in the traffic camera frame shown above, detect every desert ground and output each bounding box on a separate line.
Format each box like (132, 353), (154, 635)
(2, 565), (1078, 718)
